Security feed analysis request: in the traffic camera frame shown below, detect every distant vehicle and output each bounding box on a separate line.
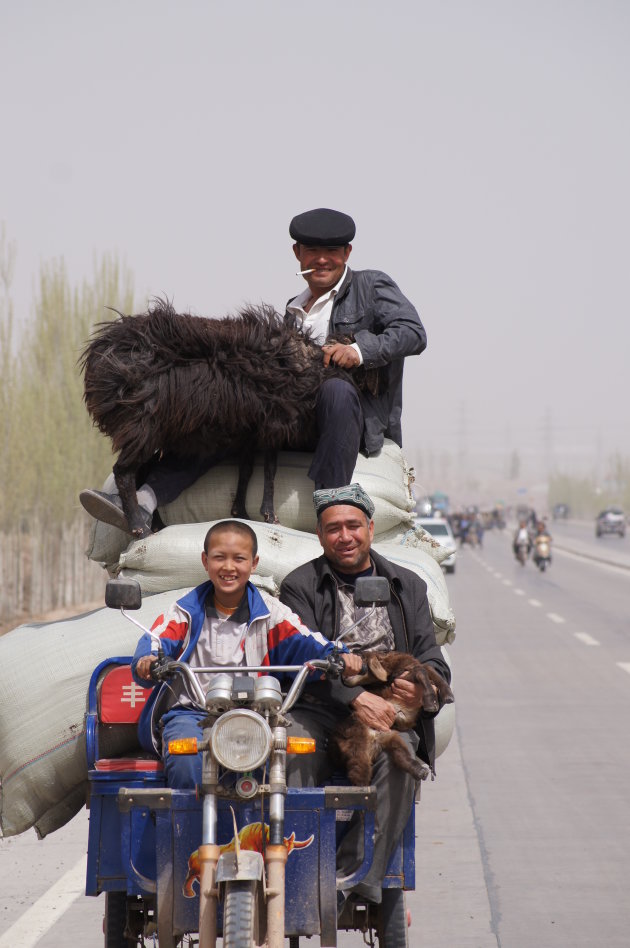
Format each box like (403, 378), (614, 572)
(417, 516), (457, 573)
(414, 495), (433, 517)
(552, 503), (570, 520)
(595, 507), (626, 538)
(429, 492), (450, 516)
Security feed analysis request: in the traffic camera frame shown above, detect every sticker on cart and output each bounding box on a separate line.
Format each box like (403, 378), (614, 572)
(183, 822), (314, 897)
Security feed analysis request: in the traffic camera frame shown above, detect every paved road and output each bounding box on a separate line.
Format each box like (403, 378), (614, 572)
(2, 525), (629, 946)
(415, 527), (630, 948)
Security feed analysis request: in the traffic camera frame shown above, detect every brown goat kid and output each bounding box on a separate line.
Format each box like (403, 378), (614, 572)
(330, 651), (454, 786)
(81, 301), (363, 538)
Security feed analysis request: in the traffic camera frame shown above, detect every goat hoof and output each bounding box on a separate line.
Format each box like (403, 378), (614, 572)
(413, 761), (431, 782)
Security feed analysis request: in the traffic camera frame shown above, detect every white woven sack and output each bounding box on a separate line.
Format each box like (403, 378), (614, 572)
(159, 441), (414, 531)
(374, 523), (452, 565)
(434, 645), (455, 758)
(86, 442), (415, 570)
(371, 539), (456, 645)
(0, 589), (188, 838)
(117, 520), (455, 645)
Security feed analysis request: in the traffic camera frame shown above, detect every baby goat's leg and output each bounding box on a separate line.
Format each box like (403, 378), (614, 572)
(380, 731), (430, 782)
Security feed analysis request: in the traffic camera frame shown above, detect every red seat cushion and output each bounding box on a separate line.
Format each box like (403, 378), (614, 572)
(94, 758), (163, 772)
(99, 664), (149, 724)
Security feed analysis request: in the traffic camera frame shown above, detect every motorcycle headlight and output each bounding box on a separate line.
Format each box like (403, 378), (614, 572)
(211, 709), (273, 772)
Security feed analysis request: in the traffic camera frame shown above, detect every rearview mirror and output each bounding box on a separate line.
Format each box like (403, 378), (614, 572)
(353, 576), (390, 607)
(105, 578), (142, 611)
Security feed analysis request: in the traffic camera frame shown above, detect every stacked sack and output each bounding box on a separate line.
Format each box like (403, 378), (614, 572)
(0, 441), (455, 839)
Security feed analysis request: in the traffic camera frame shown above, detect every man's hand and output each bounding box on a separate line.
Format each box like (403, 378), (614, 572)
(350, 691), (397, 731)
(391, 674), (436, 710)
(391, 665), (453, 713)
(340, 652), (365, 677)
(136, 655), (158, 680)
(322, 342), (361, 369)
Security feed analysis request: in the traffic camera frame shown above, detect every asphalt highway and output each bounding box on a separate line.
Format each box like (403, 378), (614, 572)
(1, 522), (629, 947)
(411, 522), (630, 948)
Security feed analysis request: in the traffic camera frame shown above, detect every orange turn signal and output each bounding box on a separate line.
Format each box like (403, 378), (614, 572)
(167, 738), (198, 755)
(286, 737), (316, 755)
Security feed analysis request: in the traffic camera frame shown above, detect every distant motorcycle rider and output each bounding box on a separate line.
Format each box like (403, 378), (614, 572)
(513, 520), (532, 559)
(532, 521), (552, 566)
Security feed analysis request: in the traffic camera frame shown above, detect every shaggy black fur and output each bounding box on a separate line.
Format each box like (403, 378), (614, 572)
(81, 300), (356, 536)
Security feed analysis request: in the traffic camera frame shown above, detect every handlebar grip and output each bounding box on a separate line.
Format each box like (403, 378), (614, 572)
(326, 650), (346, 679)
(149, 653), (173, 681)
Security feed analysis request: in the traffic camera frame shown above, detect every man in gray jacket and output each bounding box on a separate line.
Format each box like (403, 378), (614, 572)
(279, 483), (452, 922)
(287, 206), (426, 489)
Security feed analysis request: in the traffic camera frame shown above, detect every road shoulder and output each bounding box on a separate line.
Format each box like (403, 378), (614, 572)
(412, 726), (497, 947)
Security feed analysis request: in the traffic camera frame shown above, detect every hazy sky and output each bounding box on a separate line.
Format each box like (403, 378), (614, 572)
(2, 1), (629, 496)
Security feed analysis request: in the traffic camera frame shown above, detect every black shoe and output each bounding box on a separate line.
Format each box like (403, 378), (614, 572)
(79, 489), (152, 536)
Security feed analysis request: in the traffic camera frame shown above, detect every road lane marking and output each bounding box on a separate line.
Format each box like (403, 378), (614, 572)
(547, 613), (566, 624)
(0, 855), (86, 948)
(493, 572), (502, 579)
(554, 545), (630, 577)
(528, 599), (541, 607)
(513, 588), (525, 596)
(617, 663), (630, 675)
(502, 579), (513, 586)
(574, 632), (600, 646)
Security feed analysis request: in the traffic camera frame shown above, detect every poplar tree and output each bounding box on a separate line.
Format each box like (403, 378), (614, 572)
(0, 251), (134, 529)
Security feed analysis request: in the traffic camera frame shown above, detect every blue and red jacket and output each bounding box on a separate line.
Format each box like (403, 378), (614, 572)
(131, 580), (340, 754)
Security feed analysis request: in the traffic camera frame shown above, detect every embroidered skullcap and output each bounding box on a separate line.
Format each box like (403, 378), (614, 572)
(312, 483), (375, 519)
(290, 208), (356, 246)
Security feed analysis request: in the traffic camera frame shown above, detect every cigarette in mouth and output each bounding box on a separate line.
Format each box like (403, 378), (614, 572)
(296, 268), (315, 275)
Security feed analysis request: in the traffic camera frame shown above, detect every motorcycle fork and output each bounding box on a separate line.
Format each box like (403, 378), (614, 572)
(198, 744), (220, 948)
(266, 724), (288, 948)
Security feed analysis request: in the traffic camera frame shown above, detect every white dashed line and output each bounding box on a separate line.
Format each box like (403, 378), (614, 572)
(547, 613), (566, 624)
(528, 599), (541, 607)
(0, 856), (86, 948)
(574, 632), (600, 646)
(513, 588), (525, 596)
(617, 663), (630, 675)
(493, 572), (502, 579)
(502, 579), (513, 587)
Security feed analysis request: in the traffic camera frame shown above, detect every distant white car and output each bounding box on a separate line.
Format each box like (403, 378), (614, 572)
(416, 517), (457, 573)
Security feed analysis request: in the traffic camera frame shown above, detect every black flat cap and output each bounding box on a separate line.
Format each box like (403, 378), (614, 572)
(290, 208), (356, 246)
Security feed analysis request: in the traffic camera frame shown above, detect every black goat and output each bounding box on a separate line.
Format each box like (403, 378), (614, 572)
(329, 651), (454, 785)
(80, 300), (358, 537)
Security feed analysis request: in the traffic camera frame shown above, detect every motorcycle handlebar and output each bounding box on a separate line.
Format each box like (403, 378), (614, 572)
(147, 656), (335, 713)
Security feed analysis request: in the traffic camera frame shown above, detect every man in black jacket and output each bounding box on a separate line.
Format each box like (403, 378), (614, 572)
(79, 207), (426, 533)
(287, 206), (426, 489)
(280, 483), (452, 914)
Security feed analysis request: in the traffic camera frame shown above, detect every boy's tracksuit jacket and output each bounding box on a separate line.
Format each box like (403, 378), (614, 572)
(131, 580), (341, 754)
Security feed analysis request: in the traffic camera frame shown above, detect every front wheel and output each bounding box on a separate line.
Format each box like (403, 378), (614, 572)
(376, 888), (409, 948)
(223, 880), (263, 948)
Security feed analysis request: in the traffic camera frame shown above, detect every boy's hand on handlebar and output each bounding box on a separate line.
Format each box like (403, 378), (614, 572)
(136, 655), (159, 680)
(349, 692), (397, 731)
(340, 652), (365, 677)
